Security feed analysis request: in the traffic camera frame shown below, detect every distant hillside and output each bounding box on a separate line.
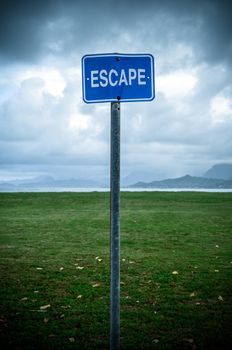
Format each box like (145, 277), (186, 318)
(130, 175), (232, 189)
(0, 176), (105, 191)
(204, 164), (232, 180)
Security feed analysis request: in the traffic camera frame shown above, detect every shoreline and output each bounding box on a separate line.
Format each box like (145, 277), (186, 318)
(0, 187), (232, 193)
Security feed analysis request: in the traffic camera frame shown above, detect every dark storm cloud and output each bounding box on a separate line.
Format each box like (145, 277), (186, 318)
(0, 0), (231, 65)
(191, 0), (232, 65)
(0, 0), (59, 61)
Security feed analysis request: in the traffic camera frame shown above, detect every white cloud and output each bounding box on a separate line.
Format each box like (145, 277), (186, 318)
(17, 67), (66, 97)
(157, 69), (198, 98)
(68, 114), (90, 133)
(0, 70), (110, 168)
(210, 94), (232, 124)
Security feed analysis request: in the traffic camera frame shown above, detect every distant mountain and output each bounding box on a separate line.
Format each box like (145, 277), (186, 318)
(130, 175), (232, 189)
(204, 164), (232, 180)
(8, 175), (55, 186)
(122, 170), (166, 186)
(1, 164), (232, 192)
(0, 176), (105, 191)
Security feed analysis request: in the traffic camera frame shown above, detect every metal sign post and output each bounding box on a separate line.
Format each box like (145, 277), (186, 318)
(110, 101), (121, 350)
(82, 52), (155, 350)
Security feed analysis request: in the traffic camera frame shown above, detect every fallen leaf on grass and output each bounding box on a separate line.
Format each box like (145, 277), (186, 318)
(95, 256), (102, 262)
(183, 338), (194, 344)
(152, 339), (159, 344)
(40, 304), (51, 310)
(92, 283), (100, 288)
(218, 295), (224, 301)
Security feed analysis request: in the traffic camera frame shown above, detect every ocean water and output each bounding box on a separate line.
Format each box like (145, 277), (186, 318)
(1, 187), (232, 193)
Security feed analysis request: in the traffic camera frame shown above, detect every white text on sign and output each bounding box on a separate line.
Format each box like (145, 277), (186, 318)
(90, 68), (147, 88)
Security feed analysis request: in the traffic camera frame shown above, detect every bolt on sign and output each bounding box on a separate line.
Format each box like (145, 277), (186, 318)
(82, 53), (155, 350)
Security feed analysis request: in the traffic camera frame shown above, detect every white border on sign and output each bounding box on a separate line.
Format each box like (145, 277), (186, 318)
(81, 53), (155, 103)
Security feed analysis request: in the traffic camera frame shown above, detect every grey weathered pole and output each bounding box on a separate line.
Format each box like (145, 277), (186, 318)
(110, 101), (121, 350)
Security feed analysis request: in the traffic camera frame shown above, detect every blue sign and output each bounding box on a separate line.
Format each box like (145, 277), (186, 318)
(82, 53), (155, 103)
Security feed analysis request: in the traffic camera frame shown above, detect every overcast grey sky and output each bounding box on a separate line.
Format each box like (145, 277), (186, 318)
(0, 0), (232, 183)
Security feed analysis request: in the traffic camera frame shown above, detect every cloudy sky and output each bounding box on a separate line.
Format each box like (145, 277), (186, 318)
(0, 0), (232, 184)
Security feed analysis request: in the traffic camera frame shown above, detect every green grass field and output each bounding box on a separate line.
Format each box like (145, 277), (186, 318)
(0, 192), (232, 349)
